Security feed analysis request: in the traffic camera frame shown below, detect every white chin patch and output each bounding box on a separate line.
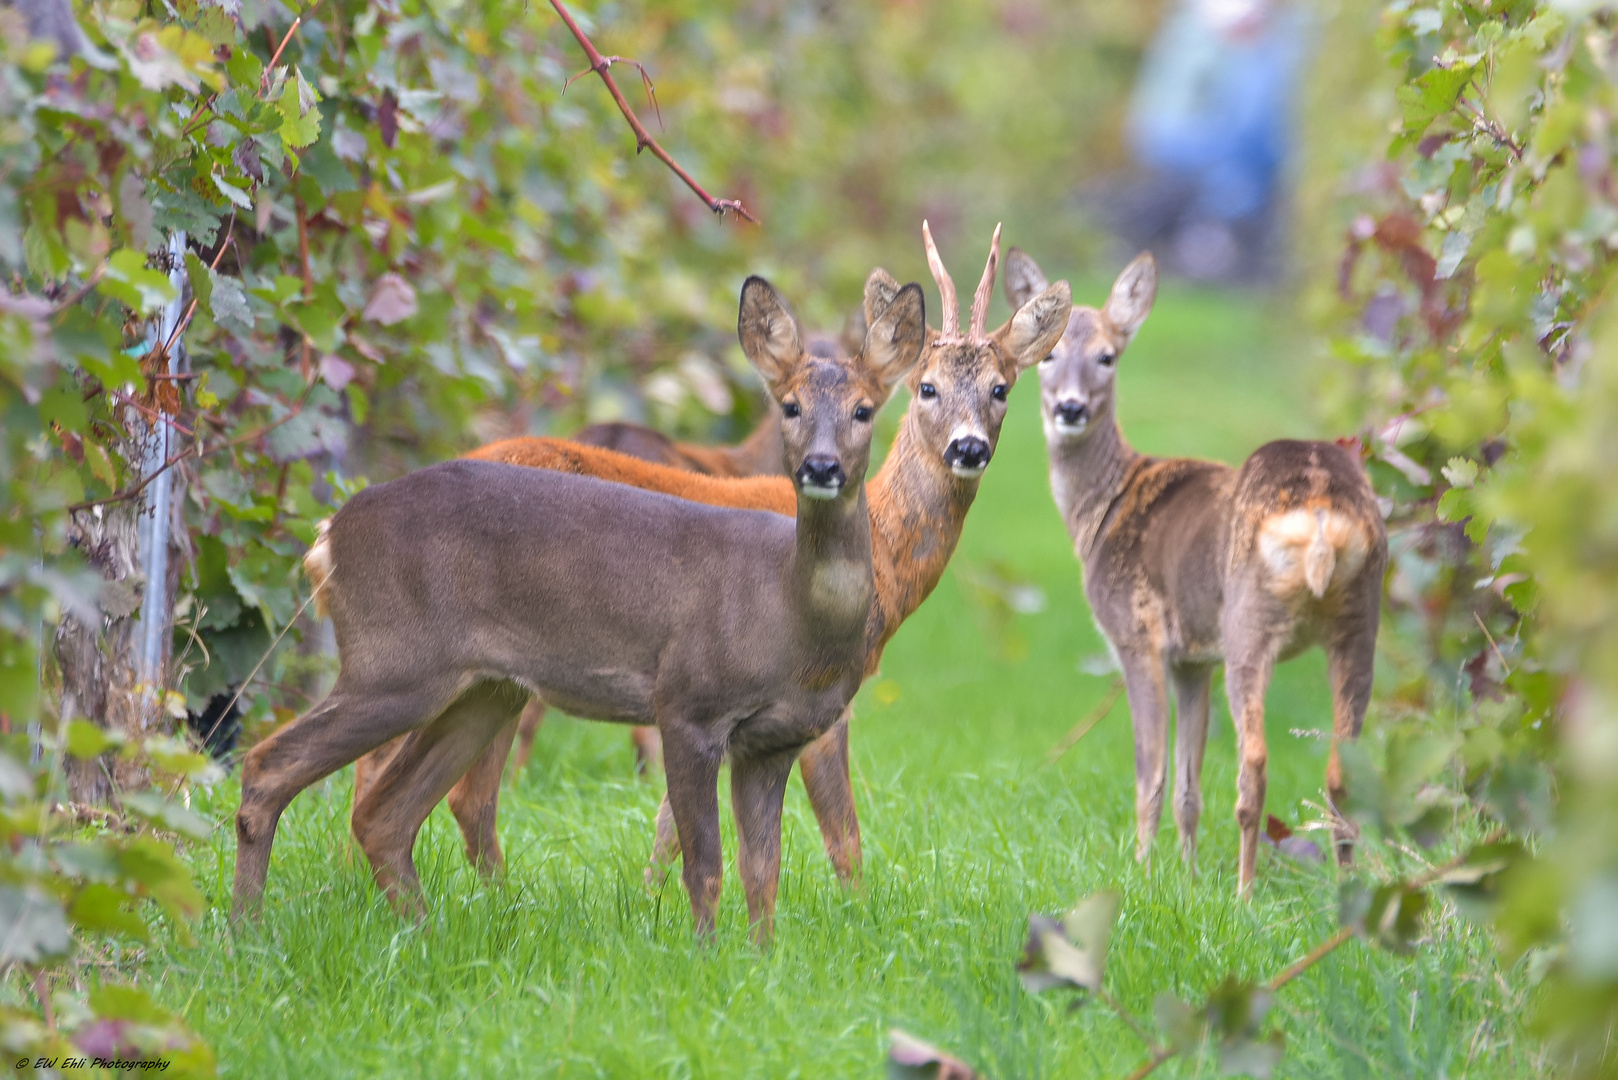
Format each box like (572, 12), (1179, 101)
(800, 483), (843, 500)
(1054, 420), (1089, 438)
(950, 464), (987, 480)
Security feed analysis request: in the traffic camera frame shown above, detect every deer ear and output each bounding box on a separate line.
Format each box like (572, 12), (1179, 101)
(839, 295), (873, 359)
(993, 280), (1072, 371)
(737, 276), (804, 385)
(1103, 252), (1157, 345)
(862, 268), (901, 328)
(1002, 247), (1049, 312)
(860, 281), (927, 396)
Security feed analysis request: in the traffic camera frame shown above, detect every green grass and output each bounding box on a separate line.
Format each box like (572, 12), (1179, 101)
(162, 282), (1534, 1078)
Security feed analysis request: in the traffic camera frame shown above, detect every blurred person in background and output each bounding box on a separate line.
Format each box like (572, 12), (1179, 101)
(1094, 0), (1308, 282)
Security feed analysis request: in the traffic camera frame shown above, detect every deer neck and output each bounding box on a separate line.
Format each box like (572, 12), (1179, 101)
(792, 483), (876, 678)
(864, 413), (978, 652)
(1050, 409), (1139, 560)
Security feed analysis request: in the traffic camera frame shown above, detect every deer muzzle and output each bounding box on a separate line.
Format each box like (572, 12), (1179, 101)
(944, 435), (992, 478)
(796, 455), (846, 499)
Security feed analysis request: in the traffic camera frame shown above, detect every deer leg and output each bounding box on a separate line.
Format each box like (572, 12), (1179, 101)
(730, 749), (796, 947)
(349, 736), (404, 863)
(1169, 663), (1214, 868)
(234, 675), (461, 916)
(512, 698), (546, 772)
(798, 707), (861, 885)
(350, 681), (525, 916)
(1326, 614), (1378, 867)
(631, 726), (664, 778)
(643, 796), (681, 891)
(1118, 650), (1172, 865)
(660, 731), (724, 936)
(445, 716), (521, 877)
(1224, 626), (1281, 900)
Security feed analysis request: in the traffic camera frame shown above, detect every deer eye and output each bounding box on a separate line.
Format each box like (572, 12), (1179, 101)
(853, 405), (873, 422)
(1097, 352), (1117, 367)
(918, 383), (938, 400)
(1039, 353), (1054, 365)
(991, 384), (1008, 402)
(782, 401), (801, 418)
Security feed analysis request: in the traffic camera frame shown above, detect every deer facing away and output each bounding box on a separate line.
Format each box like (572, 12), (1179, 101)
(235, 276), (927, 941)
(1004, 248), (1387, 898)
(351, 225), (1074, 892)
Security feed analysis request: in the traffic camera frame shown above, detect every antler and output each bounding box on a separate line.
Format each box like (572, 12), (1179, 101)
(922, 219), (959, 340)
(968, 223), (1002, 341)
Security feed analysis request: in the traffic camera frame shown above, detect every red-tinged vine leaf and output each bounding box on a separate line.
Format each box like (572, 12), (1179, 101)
(887, 1030), (982, 1080)
(319, 353), (355, 390)
(363, 272), (418, 326)
(377, 89), (399, 148)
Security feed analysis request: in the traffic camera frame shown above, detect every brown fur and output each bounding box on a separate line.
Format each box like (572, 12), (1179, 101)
(353, 245), (1074, 892)
(237, 277), (928, 943)
(1007, 248), (1387, 898)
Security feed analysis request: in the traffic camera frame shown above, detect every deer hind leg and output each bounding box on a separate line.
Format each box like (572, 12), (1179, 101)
(730, 749), (797, 947)
(445, 716), (521, 877)
(660, 728), (725, 936)
(512, 699), (546, 772)
(350, 681), (526, 917)
(350, 736), (403, 863)
(1118, 649), (1172, 866)
(1326, 608), (1379, 867)
(1223, 621), (1283, 900)
(233, 674), (462, 917)
(1170, 663), (1214, 868)
(797, 707), (861, 885)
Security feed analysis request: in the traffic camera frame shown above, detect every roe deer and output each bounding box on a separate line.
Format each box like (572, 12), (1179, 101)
(517, 325), (864, 776)
(234, 276), (928, 941)
(1004, 249), (1387, 898)
(353, 225), (1073, 891)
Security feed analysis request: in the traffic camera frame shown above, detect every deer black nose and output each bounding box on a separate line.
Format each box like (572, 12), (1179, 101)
(944, 436), (992, 474)
(1055, 400), (1088, 426)
(796, 455), (845, 493)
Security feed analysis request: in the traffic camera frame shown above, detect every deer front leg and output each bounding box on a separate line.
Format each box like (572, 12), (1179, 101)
(730, 749), (797, 947)
(1117, 649), (1171, 866)
(445, 715), (521, 877)
(1169, 663), (1214, 868)
(1326, 611), (1378, 867)
(797, 707), (861, 884)
(1223, 625), (1281, 900)
(661, 730), (724, 937)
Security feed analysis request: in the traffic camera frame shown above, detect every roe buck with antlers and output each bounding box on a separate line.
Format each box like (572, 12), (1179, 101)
(1004, 249), (1387, 898)
(234, 276), (928, 941)
(353, 225), (1074, 890)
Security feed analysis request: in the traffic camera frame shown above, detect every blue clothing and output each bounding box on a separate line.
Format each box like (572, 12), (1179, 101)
(1127, 5), (1308, 221)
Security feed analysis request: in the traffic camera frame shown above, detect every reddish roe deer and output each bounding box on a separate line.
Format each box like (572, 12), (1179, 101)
(354, 225), (1073, 889)
(234, 276), (927, 941)
(1004, 249), (1387, 898)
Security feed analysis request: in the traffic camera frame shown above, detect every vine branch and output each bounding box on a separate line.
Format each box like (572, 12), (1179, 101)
(548, 0), (759, 224)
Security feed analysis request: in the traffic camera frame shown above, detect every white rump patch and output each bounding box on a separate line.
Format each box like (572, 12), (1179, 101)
(1257, 508), (1369, 600)
(303, 519), (335, 618)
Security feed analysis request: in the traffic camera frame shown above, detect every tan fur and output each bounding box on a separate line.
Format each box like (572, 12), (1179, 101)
(351, 241), (1073, 892)
(1008, 247), (1387, 899)
(303, 520), (334, 618)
